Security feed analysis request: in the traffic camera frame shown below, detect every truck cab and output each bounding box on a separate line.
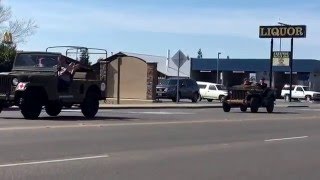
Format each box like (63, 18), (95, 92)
(0, 46), (107, 119)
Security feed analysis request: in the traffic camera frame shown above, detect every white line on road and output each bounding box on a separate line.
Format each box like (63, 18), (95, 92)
(0, 154), (109, 168)
(126, 111), (194, 115)
(264, 136), (308, 142)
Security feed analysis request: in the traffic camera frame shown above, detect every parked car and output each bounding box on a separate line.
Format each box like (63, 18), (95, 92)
(156, 78), (200, 102)
(281, 84), (320, 102)
(197, 81), (228, 102)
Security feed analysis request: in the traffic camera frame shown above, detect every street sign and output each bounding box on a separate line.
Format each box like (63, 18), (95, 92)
(172, 50), (188, 68)
(171, 50), (188, 104)
(273, 51), (291, 66)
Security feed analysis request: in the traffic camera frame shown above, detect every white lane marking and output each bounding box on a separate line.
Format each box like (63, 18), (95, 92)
(296, 108), (320, 111)
(61, 109), (81, 112)
(61, 109), (113, 112)
(126, 111), (194, 115)
(0, 154), (109, 168)
(264, 136), (308, 142)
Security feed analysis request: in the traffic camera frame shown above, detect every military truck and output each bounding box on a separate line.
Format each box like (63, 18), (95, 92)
(0, 46), (107, 119)
(222, 84), (276, 113)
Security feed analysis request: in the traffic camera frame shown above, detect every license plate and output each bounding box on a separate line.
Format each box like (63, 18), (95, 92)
(157, 93), (162, 96)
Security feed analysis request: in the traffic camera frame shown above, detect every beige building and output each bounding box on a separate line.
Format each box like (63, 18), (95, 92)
(97, 52), (190, 101)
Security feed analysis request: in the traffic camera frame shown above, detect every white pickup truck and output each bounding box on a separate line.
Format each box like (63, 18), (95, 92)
(197, 81), (228, 102)
(281, 84), (320, 101)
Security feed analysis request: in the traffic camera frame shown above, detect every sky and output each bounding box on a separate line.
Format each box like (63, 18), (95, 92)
(4, 0), (320, 62)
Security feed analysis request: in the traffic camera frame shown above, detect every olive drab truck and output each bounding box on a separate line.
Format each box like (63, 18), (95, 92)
(0, 46), (107, 119)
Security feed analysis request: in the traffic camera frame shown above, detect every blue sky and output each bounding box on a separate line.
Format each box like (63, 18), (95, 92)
(4, 0), (320, 61)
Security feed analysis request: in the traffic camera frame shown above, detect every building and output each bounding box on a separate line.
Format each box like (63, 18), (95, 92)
(98, 51), (190, 101)
(191, 58), (320, 96)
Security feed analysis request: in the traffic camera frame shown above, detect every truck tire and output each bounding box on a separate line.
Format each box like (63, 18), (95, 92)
(284, 94), (290, 102)
(240, 105), (247, 112)
(0, 106), (2, 114)
(81, 91), (99, 119)
(266, 102), (274, 113)
(172, 93), (181, 102)
(222, 102), (231, 112)
(250, 97), (260, 113)
(191, 93), (199, 103)
(219, 95), (225, 102)
(306, 95), (312, 102)
(45, 101), (62, 116)
(20, 90), (42, 119)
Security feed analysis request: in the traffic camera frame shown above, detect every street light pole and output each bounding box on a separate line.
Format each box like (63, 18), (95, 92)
(217, 52), (221, 83)
(278, 21), (293, 102)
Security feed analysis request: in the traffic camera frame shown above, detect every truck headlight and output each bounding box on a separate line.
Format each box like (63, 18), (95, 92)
(12, 78), (19, 86)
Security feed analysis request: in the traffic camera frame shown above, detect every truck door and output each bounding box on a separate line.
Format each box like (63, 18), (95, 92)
(295, 87), (305, 98)
(207, 85), (218, 99)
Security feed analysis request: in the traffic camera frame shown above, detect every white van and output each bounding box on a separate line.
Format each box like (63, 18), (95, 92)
(196, 81), (228, 102)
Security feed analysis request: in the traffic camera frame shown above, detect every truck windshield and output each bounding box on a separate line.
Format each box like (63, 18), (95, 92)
(14, 54), (59, 69)
(216, 85), (227, 90)
(161, 79), (179, 85)
(303, 87), (310, 91)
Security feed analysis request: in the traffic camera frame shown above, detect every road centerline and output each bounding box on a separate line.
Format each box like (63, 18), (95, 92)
(0, 154), (109, 168)
(264, 136), (309, 142)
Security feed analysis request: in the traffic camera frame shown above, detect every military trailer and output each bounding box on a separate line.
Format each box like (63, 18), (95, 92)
(0, 46), (107, 119)
(222, 84), (276, 113)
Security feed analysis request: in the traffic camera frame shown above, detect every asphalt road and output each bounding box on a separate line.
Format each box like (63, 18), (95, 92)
(0, 106), (320, 179)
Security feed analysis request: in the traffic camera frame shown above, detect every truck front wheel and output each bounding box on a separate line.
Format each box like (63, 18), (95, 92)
(266, 103), (274, 113)
(20, 91), (42, 119)
(306, 95), (312, 102)
(250, 97), (260, 113)
(222, 102), (231, 112)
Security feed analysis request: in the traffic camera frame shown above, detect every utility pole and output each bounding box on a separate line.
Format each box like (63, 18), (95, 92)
(216, 52), (221, 83)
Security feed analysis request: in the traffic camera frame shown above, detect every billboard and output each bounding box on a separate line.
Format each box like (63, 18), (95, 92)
(259, 25), (306, 38)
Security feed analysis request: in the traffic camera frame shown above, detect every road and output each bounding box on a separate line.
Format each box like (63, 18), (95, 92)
(0, 106), (320, 179)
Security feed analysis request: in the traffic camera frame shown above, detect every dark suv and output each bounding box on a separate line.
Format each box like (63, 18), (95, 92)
(156, 78), (200, 102)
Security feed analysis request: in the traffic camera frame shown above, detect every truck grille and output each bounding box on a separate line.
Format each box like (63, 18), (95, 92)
(230, 90), (246, 99)
(0, 77), (12, 95)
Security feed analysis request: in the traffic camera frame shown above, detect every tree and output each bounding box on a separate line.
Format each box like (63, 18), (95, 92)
(197, 48), (203, 59)
(79, 48), (90, 65)
(0, 1), (37, 72)
(0, 43), (16, 72)
(0, 2), (37, 43)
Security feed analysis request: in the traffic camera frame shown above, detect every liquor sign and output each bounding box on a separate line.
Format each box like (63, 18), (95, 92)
(259, 25), (306, 38)
(273, 51), (291, 66)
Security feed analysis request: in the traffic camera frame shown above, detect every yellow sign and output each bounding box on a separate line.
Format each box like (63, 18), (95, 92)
(259, 25), (306, 38)
(273, 51), (290, 66)
(3, 32), (13, 44)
